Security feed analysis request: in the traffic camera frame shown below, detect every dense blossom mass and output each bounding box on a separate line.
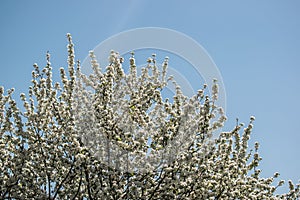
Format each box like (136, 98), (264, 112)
(0, 34), (299, 199)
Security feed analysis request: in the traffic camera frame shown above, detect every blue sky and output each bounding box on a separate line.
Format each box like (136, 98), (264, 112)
(0, 0), (299, 193)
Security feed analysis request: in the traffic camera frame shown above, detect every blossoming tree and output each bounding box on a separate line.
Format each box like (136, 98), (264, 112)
(0, 34), (299, 199)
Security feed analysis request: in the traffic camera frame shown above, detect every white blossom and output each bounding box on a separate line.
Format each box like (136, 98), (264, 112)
(0, 35), (299, 199)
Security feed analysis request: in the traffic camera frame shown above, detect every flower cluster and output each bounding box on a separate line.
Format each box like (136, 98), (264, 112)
(0, 34), (299, 199)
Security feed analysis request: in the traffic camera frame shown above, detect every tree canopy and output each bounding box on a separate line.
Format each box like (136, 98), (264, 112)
(0, 34), (299, 199)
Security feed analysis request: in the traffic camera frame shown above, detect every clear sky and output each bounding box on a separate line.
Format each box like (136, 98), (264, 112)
(0, 0), (299, 194)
